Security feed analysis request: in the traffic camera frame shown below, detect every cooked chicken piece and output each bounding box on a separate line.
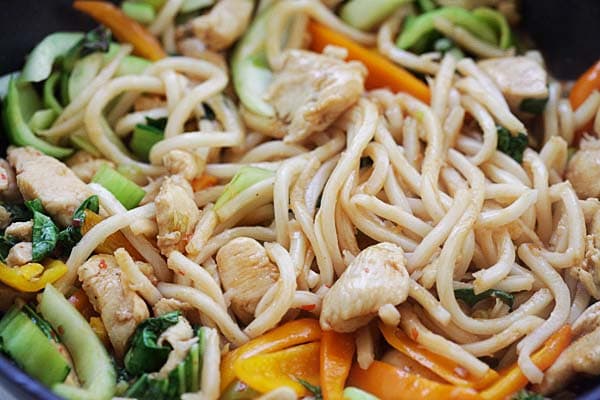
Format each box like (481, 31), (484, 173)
(566, 137), (600, 199)
(163, 150), (199, 181)
(266, 49), (366, 143)
(569, 208), (600, 299)
(0, 158), (21, 203)
(320, 243), (410, 332)
(179, 0), (253, 52)
(216, 237), (279, 324)
(140, 177), (165, 205)
(5, 242), (32, 267)
(66, 151), (114, 183)
(78, 255), (149, 358)
(7, 147), (93, 227)
(0, 206), (10, 230)
(155, 176), (200, 255)
(538, 302), (600, 394)
(478, 56), (548, 110)
(4, 221), (33, 242)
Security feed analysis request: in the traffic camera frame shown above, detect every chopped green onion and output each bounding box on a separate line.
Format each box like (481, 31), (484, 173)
(340, 0), (412, 31)
(92, 164), (146, 209)
(496, 126), (528, 164)
(122, 1), (157, 24)
(519, 97), (549, 114)
(214, 166), (275, 211)
(472, 7), (512, 49)
(28, 109), (57, 132)
(130, 124), (164, 161)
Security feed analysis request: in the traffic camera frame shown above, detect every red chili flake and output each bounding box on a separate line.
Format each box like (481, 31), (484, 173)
(364, 268), (370, 273)
(99, 259), (108, 269)
(300, 304), (316, 311)
(411, 328), (419, 341)
(177, 270), (185, 276)
(58, 325), (65, 335)
(0, 173), (6, 180)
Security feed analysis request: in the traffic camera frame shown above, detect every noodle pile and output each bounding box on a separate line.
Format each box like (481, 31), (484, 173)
(15, 0), (600, 398)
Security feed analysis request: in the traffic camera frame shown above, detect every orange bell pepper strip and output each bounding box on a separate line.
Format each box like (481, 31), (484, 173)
(81, 210), (142, 259)
(220, 318), (322, 391)
(191, 174), (219, 192)
(379, 322), (498, 389)
(320, 330), (355, 400)
(308, 20), (431, 103)
(0, 259), (67, 292)
(348, 360), (483, 400)
(480, 325), (572, 400)
(234, 341), (321, 396)
(570, 59), (600, 109)
(73, 1), (166, 61)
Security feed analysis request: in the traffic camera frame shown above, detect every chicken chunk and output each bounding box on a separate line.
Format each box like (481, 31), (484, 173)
(5, 242), (32, 267)
(538, 302), (600, 394)
(7, 147), (93, 227)
(216, 237), (279, 324)
(179, 0), (254, 51)
(566, 137), (600, 199)
(155, 176), (200, 255)
(66, 151), (113, 183)
(266, 49), (366, 143)
(320, 243), (410, 332)
(162, 150), (200, 181)
(4, 221), (33, 242)
(0, 159), (21, 203)
(78, 255), (149, 358)
(478, 56), (548, 110)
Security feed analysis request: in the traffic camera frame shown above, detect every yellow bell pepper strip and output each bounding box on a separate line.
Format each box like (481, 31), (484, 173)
(348, 360), (483, 400)
(0, 260), (67, 292)
(570, 59), (600, 109)
(321, 330), (355, 400)
(73, 1), (167, 61)
(480, 325), (572, 400)
(307, 20), (431, 104)
(90, 316), (110, 347)
(379, 322), (498, 389)
(81, 209), (142, 259)
(220, 318), (322, 391)
(234, 341), (321, 396)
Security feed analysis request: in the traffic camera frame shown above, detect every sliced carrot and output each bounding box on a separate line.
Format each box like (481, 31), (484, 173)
(348, 360), (483, 400)
(73, 1), (166, 60)
(480, 325), (572, 400)
(570, 60), (600, 109)
(379, 322), (498, 389)
(320, 330), (355, 400)
(308, 20), (431, 103)
(191, 174), (219, 192)
(67, 289), (95, 320)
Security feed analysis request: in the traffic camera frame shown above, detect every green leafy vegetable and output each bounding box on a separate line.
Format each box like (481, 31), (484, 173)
(130, 124), (164, 161)
(124, 311), (181, 375)
(0, 236), (19, 262)
(297, 378), (322, 400)
(1, 203), (32, 224)
(496, 126), (528, 163)
(214, 166), (275, 211)
(62, 27), (112, 72)
(56, 195), (99, 252)
(145, 116), (168, 131)
(454, 288), (514, 309)
(519, 97), (549, 114)
(512, 390), (545, 400)
(26, 199), (59, 262)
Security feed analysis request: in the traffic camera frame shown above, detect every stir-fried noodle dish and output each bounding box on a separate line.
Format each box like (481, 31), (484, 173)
(1, 0), (600, 399)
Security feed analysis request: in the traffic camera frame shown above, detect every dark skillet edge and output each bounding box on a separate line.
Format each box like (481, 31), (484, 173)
(0, 354), (62, 400)
(0, 1), (599, 399)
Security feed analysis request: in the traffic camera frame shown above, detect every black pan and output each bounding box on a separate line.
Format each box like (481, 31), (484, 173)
(0, 0), (599, 399)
